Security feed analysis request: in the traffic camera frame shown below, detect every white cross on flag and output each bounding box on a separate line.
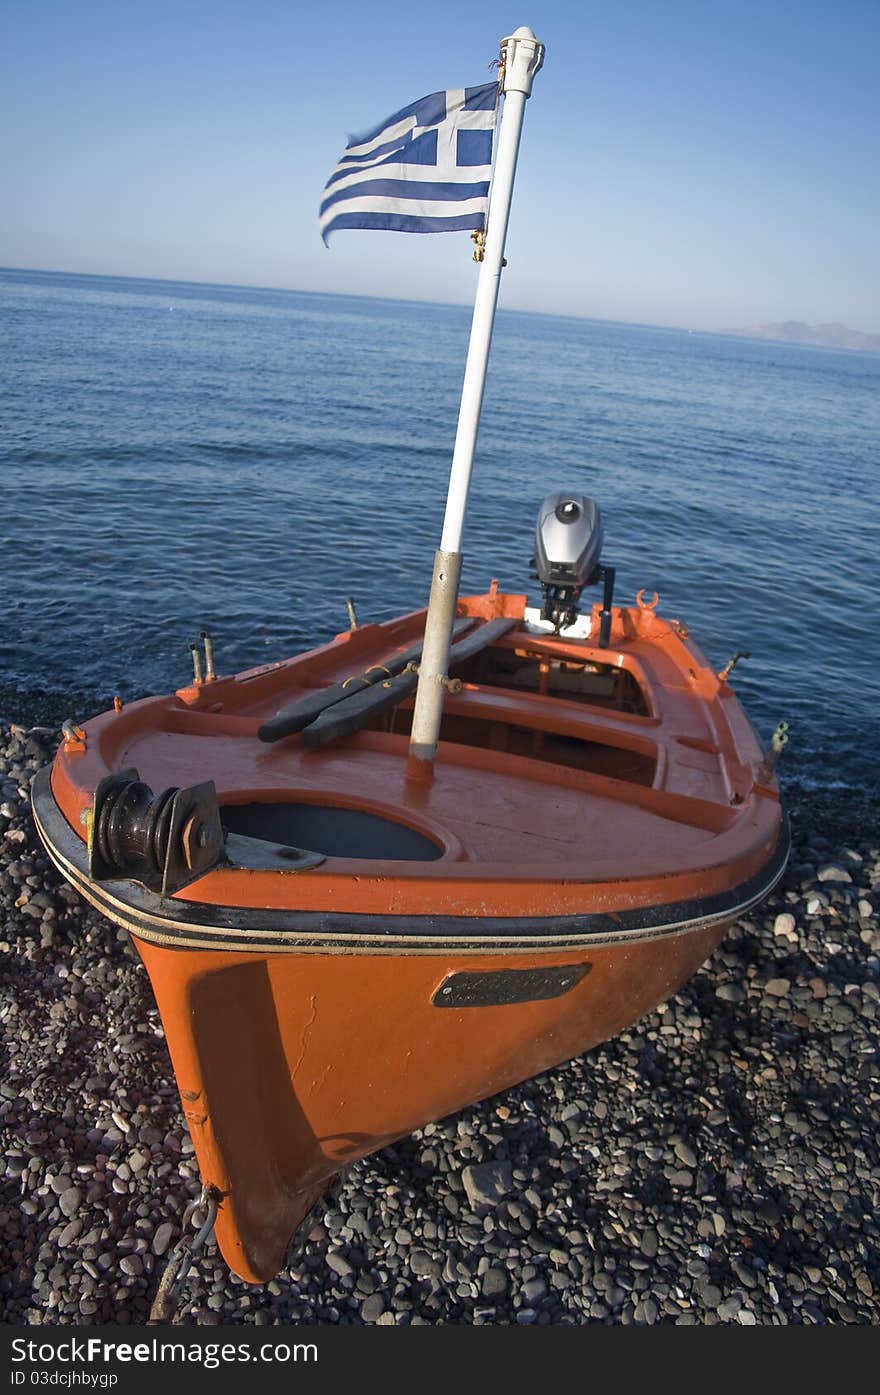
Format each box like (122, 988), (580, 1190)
(319, 82), (499, 242)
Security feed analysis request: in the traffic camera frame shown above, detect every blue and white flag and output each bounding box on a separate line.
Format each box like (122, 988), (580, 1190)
(319, 81), (498, 243)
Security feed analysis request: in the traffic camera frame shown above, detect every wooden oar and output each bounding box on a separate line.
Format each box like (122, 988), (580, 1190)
(258, 617), (474, 743)
(299, 617), (516, 750)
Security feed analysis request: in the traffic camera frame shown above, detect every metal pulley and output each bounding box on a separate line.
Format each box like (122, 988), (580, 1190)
(88, 768), (224, 893)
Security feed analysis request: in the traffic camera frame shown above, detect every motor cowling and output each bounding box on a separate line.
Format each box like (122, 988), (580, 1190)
(534, 492), (604, 631)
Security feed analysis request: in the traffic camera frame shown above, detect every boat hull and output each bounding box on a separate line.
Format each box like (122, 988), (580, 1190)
(141, 928), (728, 1283)
(32, 765), (788, 1281)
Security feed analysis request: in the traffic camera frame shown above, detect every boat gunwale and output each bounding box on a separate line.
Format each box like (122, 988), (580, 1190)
(32, 764), (790, 956)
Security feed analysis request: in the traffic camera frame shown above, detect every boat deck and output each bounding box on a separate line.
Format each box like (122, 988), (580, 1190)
(48, 593), (782, 920)
(122, 723), (722, 868)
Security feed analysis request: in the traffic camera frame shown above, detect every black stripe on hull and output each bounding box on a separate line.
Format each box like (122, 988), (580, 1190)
(32, 765), (790, 956)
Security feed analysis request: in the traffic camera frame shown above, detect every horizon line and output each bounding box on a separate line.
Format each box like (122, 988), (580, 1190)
(2, 264), (875, 344)
(0, 261), (695, 335)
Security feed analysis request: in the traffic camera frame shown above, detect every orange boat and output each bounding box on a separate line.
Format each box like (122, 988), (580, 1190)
(32, 494), (788, 1282)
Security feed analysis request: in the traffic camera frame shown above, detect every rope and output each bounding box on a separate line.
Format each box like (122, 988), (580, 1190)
(342, 664), (392, 690)
(147, 1186), (219, 1324)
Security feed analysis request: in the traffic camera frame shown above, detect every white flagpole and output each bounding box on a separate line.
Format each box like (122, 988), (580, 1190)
(408, 25), (544, 776)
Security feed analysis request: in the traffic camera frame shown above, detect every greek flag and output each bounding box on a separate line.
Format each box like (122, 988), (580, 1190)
(319, 82), (498, 243)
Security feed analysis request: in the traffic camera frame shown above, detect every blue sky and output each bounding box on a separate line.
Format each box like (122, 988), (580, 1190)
(2, 0), (878, 330)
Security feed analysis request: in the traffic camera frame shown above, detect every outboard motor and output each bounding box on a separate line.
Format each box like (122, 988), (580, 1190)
(534, 491), (616, 644)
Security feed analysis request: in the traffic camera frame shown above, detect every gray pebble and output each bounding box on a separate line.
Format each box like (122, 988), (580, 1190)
(521, 1277), (547, 1304)
(152, 1222), (175, 1258)
(765, 977), (791, 997)
(697, 1281), (722, 1307)
(461, 1161), (513, 1210)
(716, 984), (745, 1003)
(326, 1251), (353, 1278)
(818, 864), (852, 883)
(669, 1169), (694, 1188)
(58, 1188), (82, 1219)
(674, 1142), (697, 1168)
(482, 1267), (508, 1298)
(730, 1257), (756, 1289)
(410, 1250), (440, 1279)
(360, 1293), (385, 1321)
(640, 1228), (659, 1258)
(636, 1296), (659, 1324)
(58, 1219), (83, 1247)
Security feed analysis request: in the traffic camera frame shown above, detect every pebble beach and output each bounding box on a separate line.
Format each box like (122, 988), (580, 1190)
(1, 721), (877, 1327)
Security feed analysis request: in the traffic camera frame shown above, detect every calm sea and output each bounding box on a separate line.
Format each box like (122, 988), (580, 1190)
(1, 268), (878, 791)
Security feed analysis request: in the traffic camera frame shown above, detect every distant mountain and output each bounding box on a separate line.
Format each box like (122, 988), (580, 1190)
(719, 321), (880, 353)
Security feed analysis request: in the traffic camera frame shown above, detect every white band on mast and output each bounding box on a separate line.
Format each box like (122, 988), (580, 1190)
(408, 27), (544, 771)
